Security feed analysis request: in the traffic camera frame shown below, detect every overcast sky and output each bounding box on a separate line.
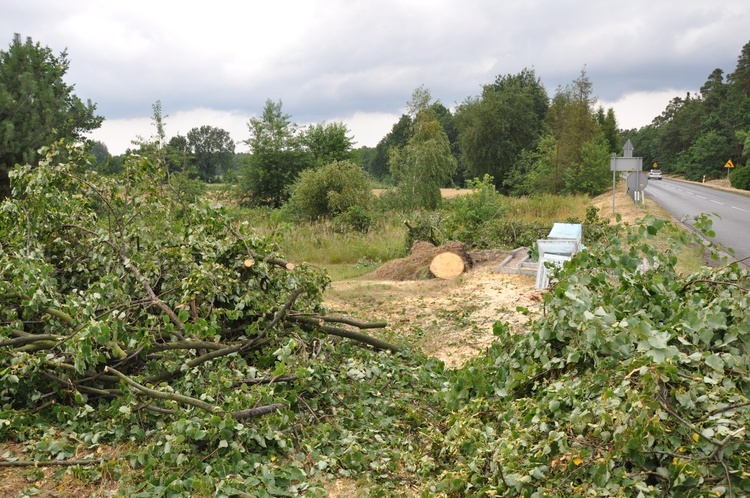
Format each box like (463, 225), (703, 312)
(3, 1), (749, 155)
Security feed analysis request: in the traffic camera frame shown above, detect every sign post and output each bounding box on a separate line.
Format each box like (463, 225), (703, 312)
(725, 159), (735, 179)
(609, 139), (644, 213)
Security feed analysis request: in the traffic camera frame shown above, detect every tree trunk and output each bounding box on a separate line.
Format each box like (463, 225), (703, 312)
(429, 252), (466, 279)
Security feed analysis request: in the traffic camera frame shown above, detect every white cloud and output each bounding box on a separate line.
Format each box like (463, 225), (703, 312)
(5, 0), (750, 153)
(89, 108), (400, 155)
(89, 109), (252, 155)
(600, 90), (689, 131)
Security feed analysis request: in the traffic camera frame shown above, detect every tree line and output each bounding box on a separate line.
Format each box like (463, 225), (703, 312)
(627, 41), (750, 187)
(3, 33), (750, 211)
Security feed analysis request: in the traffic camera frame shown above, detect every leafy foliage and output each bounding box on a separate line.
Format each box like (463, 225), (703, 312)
(239, 99), (310, 207)
(186, 125), (236, 182)
(0, 142), (402, 495)
(0, 33), (102, 197)
(404, 178), (610, 251)
(679, 130), (733, 181)
(289, 160), (374, 221)
(561, 136), (612, 195)
(388, 87), (457, 210)
(301, 121), (355, 167)
(433, 215), (750, 496)
(365, 114), (412, 182)
(454, 68), (548, 191)
(729, 164), (750, 190)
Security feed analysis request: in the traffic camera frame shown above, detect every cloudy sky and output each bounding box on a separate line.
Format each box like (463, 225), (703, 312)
(3, 1), (749, 155)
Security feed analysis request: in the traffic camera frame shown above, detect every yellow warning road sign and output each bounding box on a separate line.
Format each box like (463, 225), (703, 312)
(725, 159), (735, 169)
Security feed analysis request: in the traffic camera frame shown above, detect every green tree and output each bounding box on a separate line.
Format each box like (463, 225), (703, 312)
(562, 136), (611, 195)
(524, 134), (562, 194)
(130, 100), (169, 172)
(455, 68), (547, 192)
(366, 114), (412, 181)
(0, 33), (102, 197)
(166, 134), (192, 175)
(301, 121), (354, 167)
(428, 102), (462, 184)
(596, 106), (620, 152)
(680, 130), (732, 180)
(88, 140), (111, 172)
(727, 40), (750, 97)
(388, 87), (456, 210)
(186, 125), (235, 182)
(289, 160), (373, 220)
(545, 69), (599, 166)
(239, 99), (309, 207)
(530, 68), (602, 194)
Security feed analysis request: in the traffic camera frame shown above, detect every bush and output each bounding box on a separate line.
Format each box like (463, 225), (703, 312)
(441, 175), (506, 247)
(289, 160), (374, 219)
(730, 164), (750, 190)
(333, 205), (372, 233)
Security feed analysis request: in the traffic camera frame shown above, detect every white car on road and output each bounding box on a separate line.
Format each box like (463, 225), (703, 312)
(648, 169), (663, 180)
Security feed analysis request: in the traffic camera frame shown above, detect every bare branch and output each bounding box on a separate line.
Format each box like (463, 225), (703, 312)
(0, 459), (104, 468)
(290, 316), (400, 353)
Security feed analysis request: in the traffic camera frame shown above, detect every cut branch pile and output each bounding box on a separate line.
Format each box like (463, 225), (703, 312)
(0, 149), (398, 424)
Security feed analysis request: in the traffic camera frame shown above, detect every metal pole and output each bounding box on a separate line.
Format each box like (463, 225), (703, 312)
(612, 171), (616, 214)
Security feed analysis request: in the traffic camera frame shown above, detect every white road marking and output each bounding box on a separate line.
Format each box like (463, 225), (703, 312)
(731, 205), (749, 212)
(711, 200), (725, 205)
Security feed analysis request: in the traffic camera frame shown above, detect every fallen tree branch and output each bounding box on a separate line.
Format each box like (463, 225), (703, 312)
(0, 334), (61, 348)
(709, 401), (750, 417)
(300, 314), (388, 329)
(107, 366), (284, 420)
(62, 224), (187, 339)
(148, 340), (227, 352)
(262, 288), (305, 334)
(237, 374), (297, 386)
(107, 366), (217, 412)
(232, 403), (285, 420)
(0, 458), (104, 468)
(289, 316), (400, 353)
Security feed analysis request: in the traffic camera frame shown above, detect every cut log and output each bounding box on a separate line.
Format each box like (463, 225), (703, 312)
(429, 252), (466, 279)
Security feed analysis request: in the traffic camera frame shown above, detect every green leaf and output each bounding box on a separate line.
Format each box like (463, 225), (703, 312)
(704, 354), (724, 372)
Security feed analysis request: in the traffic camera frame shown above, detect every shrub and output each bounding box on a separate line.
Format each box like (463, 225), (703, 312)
(333, 205), (372, 233)
(441, 175), (506, 247)
(729, 164), (750, 190)
(289, 160), (374, 219)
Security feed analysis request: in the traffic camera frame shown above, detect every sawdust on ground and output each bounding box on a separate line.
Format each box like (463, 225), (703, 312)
(323, 245), (545, 369)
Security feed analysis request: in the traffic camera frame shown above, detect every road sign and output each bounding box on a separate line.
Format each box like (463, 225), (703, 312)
(611, 140), (645, 213)
(623, 139), (634, 158)
(610, 157), (643, 172)
(725, 159), (735, 169)
(626, 171), (648, 192)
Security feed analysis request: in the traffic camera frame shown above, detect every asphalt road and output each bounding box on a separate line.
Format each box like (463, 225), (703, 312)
(644, 178), (750, 265)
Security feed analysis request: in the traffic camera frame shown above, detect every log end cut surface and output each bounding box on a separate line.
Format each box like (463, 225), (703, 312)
(429, 252), (465, 279)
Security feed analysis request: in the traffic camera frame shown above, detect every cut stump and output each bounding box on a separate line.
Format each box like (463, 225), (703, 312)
(429, 252), (466, 279)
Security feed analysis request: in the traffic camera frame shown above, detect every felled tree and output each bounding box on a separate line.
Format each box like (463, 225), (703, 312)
(0, 142), (396, 424)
